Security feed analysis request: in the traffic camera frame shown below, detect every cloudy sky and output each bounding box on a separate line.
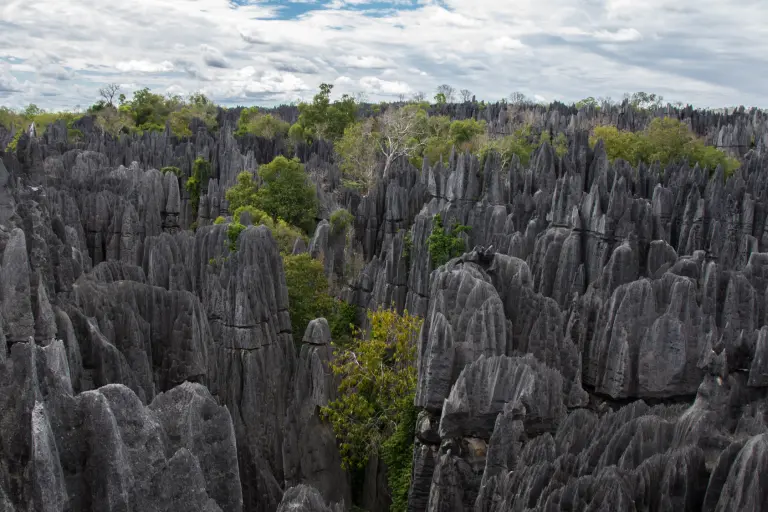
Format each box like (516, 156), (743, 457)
(1, 0), (766, 111)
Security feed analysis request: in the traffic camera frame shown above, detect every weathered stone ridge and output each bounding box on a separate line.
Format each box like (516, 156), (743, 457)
(1, 102), (768, 512)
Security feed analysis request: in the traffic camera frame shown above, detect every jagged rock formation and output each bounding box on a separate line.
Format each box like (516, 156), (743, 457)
(1, 103), (768, 512)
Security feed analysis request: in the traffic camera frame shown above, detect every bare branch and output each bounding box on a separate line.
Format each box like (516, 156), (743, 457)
(98, 83), (121, 107)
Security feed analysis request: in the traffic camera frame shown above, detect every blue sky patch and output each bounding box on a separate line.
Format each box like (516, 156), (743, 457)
(230, 0), (422, 20)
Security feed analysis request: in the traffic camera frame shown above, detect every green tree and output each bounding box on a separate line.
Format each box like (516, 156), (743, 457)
(590, 117), (740, 176)
(226, 220), (246, 251)
(449, 118), (486, 146)
(295, 83), (357, 141)
(479, 124), (537, 167)
(575, 96), (599, 109)
(168, 92), (218, 137)
(235, 107), (290, 138)
(538, 130), (569, 157)
(252, 156), (317, 230)
(225, 171), (260, 213)
(427, 214), (470, 267)
(283, 253), (333, 344)
(186, 157), (211, 219)
(23, 104), (44, 118)
(335, 119), (380, 193)
(321, 306), (423, 511)
(434, 92), (447, 105)
(232, 205), (307, 254)
(128, 87), (172, 131)
(329, 208), (354, 236)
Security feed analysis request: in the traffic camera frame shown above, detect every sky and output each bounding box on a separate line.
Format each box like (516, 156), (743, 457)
(0, 0), (766, 111)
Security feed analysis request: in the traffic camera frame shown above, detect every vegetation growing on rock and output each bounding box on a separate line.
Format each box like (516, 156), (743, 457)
(226, 157), (317, 233)
(591, 117), (740, 176)
(427, 214), (470, 267)
(321, 307), (422, 511)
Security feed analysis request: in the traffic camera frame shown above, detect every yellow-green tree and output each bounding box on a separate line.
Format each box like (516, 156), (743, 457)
(321, 306), (423, 511)
(590, 117), (740, 176)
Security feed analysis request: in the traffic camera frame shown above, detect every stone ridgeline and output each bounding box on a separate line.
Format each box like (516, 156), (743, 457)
(1, 111), (768, 512)
(337, 135), (768, 510)
(0, 145), (348, 510)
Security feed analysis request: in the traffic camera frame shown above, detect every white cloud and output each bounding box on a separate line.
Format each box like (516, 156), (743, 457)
(200, 44), (231, 68)
(359, 76), (412, 95)
(115, 60), (175, 73)
(0, 0), (765, 109)
(335, 55), (395, 69)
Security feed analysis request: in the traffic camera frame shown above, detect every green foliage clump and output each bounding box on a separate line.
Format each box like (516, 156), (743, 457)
(283, 253), (331, 344)
(128, 88), (173, 131)
(6, 129), (23, 152)
(226, 157), (316, 233)
(282, 253), (358, 347)
(255, 156), (317, 230)
(479, 124), (537, 167)
(234, 205), (307, 254)
(168, 93), (218, 137)
(538, 130), (569, 158)
(327, 299), (358, 348)
(225, 171), (259, 213)
(380, 402), (418, 512)
(590, 117), (740, 177)
(449, 118), (486, 146)
(95, 106), (135, 136)
(186, 157), (211, 219)
(329, 208), (354, 235)
(295, 83), (357, 142)
(321, 306), (422, 510)
(235, 107), (290, 138)
(427, 214), (470, 267)
(226, 220), (246, 251)
(213, 216), (226, 225)
(575, 96), (600, 110)
(1, 105), (85, 150)
(161, 166), (182, 177)
(288, 123), (307, 144)
(335, 120), (379, 192)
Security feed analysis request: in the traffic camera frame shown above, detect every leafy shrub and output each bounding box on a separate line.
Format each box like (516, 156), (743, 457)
(161, 166), (182, 177)
(168, 93), (218, 137)
(5, 129), (23, 152)
(283, 253), (332, 345)
(225, 172), (259, 214)
(282, 253), (359, 347)
(186, 157), (211, 219)
(335, 120), (379, 193)
(427, 214), (470, 267)
(326, 298), (357, 348)
(380, 402), (418, 512)
(330, 208), (354, 235)
(214, 216), (226, 225)
(95, 106), (135, 136)
(449, 118), (486, 146)
(254, 156), (317, 231)
(321, 306), (422, 511)
(590, 118), (740, 177)
(232, 205), (305, 254)
(538, 130), (568, 157)
(296, 83), (357, 141)
(235, 107), (290, 138)
(288, 123), (307, 144)
(479, 125), (537, 167)
(226, 220), (246, 251)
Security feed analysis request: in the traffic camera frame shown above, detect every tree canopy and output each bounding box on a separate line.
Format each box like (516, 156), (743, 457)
(321, 306), (422, 511)
(293, 83), (357, 142)
(591, 117), (740, 176)
(225, 156), (317, 232)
